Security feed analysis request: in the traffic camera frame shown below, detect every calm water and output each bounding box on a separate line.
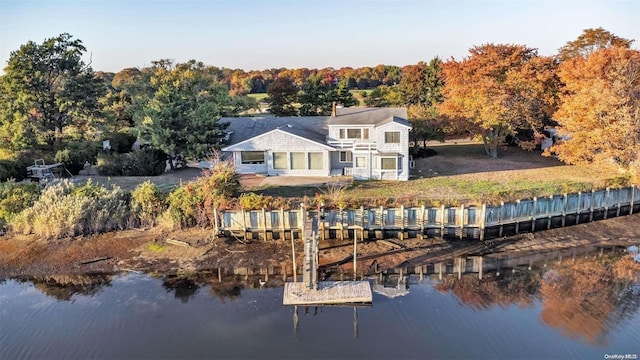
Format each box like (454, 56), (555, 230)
(1, 247), (639, 360)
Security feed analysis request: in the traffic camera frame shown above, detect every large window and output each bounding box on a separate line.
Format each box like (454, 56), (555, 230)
(347, 129), (361, 139)
(273, 152), (287, 169)
(380, 157), (397, 170)
(355, 156), (366, 168)
(290, 152), (305, 169)
(339, 128), (369, 140)
(241, 151), (264, 164)
(339, 151), (352, 162)
(308, 152), (323, 170)
(385, 131), (401, 144)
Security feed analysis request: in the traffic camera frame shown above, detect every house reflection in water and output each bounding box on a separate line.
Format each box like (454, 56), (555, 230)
(364, 244), (639, 345)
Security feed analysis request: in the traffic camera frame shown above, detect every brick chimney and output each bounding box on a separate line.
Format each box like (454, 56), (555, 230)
(332, 102), (337, 117)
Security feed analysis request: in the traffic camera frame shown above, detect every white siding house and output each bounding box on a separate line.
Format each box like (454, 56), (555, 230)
(221, 107), (412, 181)
(222, 128), (333, 176)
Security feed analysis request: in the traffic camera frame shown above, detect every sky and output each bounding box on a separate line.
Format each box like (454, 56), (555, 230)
(1, 0), (639, 73)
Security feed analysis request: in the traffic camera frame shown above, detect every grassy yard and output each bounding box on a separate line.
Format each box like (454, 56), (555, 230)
(77, 141), (627, 207)
(249, 141), (622, 206)
(342, 142), (617, 205)
(247, 93), (268, 102)
(350, 89), (373, 106)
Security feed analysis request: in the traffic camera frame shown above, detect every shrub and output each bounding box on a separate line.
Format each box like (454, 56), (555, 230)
(127, 148), (166, 176)
(95, 152), (126, 176)
(238, 192), (271, 210)
(96, 148), (166, 176)
(605, 174), (631, 188)
(164, 158), (240, 228)
(0, 181), (41, 228)
(55, 141), (101, 175)
(106, 131), (137, 154)
(0, 150), (50, 182)
(165, 184), (203, 228)
(131, 181), (165, 226)
(10, 180), (132, 239)
(0, 160), (21, 182)
(410, 147), (438, 159)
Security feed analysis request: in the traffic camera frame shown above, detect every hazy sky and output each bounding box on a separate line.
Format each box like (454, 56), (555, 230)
(1, 0), (639, 73)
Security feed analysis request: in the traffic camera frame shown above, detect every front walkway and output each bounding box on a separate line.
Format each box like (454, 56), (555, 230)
(240, 174), (351, 188)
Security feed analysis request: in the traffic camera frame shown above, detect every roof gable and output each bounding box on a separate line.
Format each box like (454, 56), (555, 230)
(222, 128), (334, 151)
(375, 116), (412, 129)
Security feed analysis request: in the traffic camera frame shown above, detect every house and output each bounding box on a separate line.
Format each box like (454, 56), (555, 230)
(220, 107), (412, 181)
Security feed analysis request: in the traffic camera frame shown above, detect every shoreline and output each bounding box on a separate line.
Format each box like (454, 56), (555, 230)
(1, 213), (639, 279)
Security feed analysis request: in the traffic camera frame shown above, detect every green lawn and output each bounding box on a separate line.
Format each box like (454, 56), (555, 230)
(243, 142), (622, 207)
(350, 89), (373, 106)
(247, 93), (268, 102)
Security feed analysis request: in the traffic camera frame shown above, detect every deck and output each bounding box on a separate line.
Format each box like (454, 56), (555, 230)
(283, 281), (372, 305)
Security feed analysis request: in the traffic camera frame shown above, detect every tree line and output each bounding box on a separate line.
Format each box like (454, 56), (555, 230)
(0, 27), (638, 181)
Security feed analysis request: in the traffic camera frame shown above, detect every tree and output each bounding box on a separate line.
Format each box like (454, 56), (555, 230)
(298, 80), (357, 116)
(266, 76), (299, 116)
(408, 104), (445, 147)
(399, 61), (429, 105)
(0, 33), (106, 150)
(548, 47), (640, 175)
(440, 44), (559, 158)
(364, 85), (404, 107)
(557, 27), (634, 61)
(401, 58), (447, 147)
(138, 60), (231, 169)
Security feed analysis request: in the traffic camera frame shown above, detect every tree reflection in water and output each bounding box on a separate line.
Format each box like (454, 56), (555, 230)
(433, 250), (640, 345)
(21, 274), (113, 301)
(540, 255), (640, 345)
(161, 275), (201, 303)
(434, 270), (540, 310)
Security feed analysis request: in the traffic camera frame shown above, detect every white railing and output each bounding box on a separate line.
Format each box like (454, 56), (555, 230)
(327, 139), (377, 151)
(343, 167), (354, 176)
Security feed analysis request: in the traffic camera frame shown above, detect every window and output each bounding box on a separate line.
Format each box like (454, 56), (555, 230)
(241, 151), (264, 164)
(290, 152), (305, 169)
(347, 129), (361, 139)
(339, 129), (345, 139)
(339, 151), (352, 162)
(355, 156), (366, 168)
(308, 152), (323, 170)
(385, 131), (401, 143)
(363, 128), (369, 139)
(381, 157), (397, 170)
(273, 152), (287, 169)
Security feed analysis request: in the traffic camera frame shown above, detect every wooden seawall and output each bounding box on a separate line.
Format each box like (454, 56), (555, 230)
(213, 186), (639, 241)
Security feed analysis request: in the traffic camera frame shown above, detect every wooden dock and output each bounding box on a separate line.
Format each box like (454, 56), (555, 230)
(283, 281), (372, 305)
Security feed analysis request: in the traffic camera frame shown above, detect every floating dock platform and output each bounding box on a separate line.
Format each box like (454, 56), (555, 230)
(283, 281), (372, 305)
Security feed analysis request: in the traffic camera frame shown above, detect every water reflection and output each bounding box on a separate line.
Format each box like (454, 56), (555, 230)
(368, 246), (640, 345)
(14, 274), (113, 301)
(539, 254), (640, 345)
(161, 275), (200, 303)
(3, 244), (638, 358)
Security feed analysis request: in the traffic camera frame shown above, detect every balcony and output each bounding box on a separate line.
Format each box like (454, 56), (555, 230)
(327, 139), (377, 151)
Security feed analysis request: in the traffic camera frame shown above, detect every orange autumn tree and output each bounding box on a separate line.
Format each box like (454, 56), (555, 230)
(440, 44), (559, 158)
(548, 47), (640, 177)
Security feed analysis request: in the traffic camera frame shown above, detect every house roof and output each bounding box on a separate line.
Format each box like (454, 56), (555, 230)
(375, 116), (412, 129)
(328, 107), (409, 126)
(220, 107), (409, 147)
(221, 127), (334, 151)
(220, 116), (330, 146)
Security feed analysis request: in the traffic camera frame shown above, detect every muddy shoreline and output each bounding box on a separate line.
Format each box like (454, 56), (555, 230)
(1, 213), (639, 279)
